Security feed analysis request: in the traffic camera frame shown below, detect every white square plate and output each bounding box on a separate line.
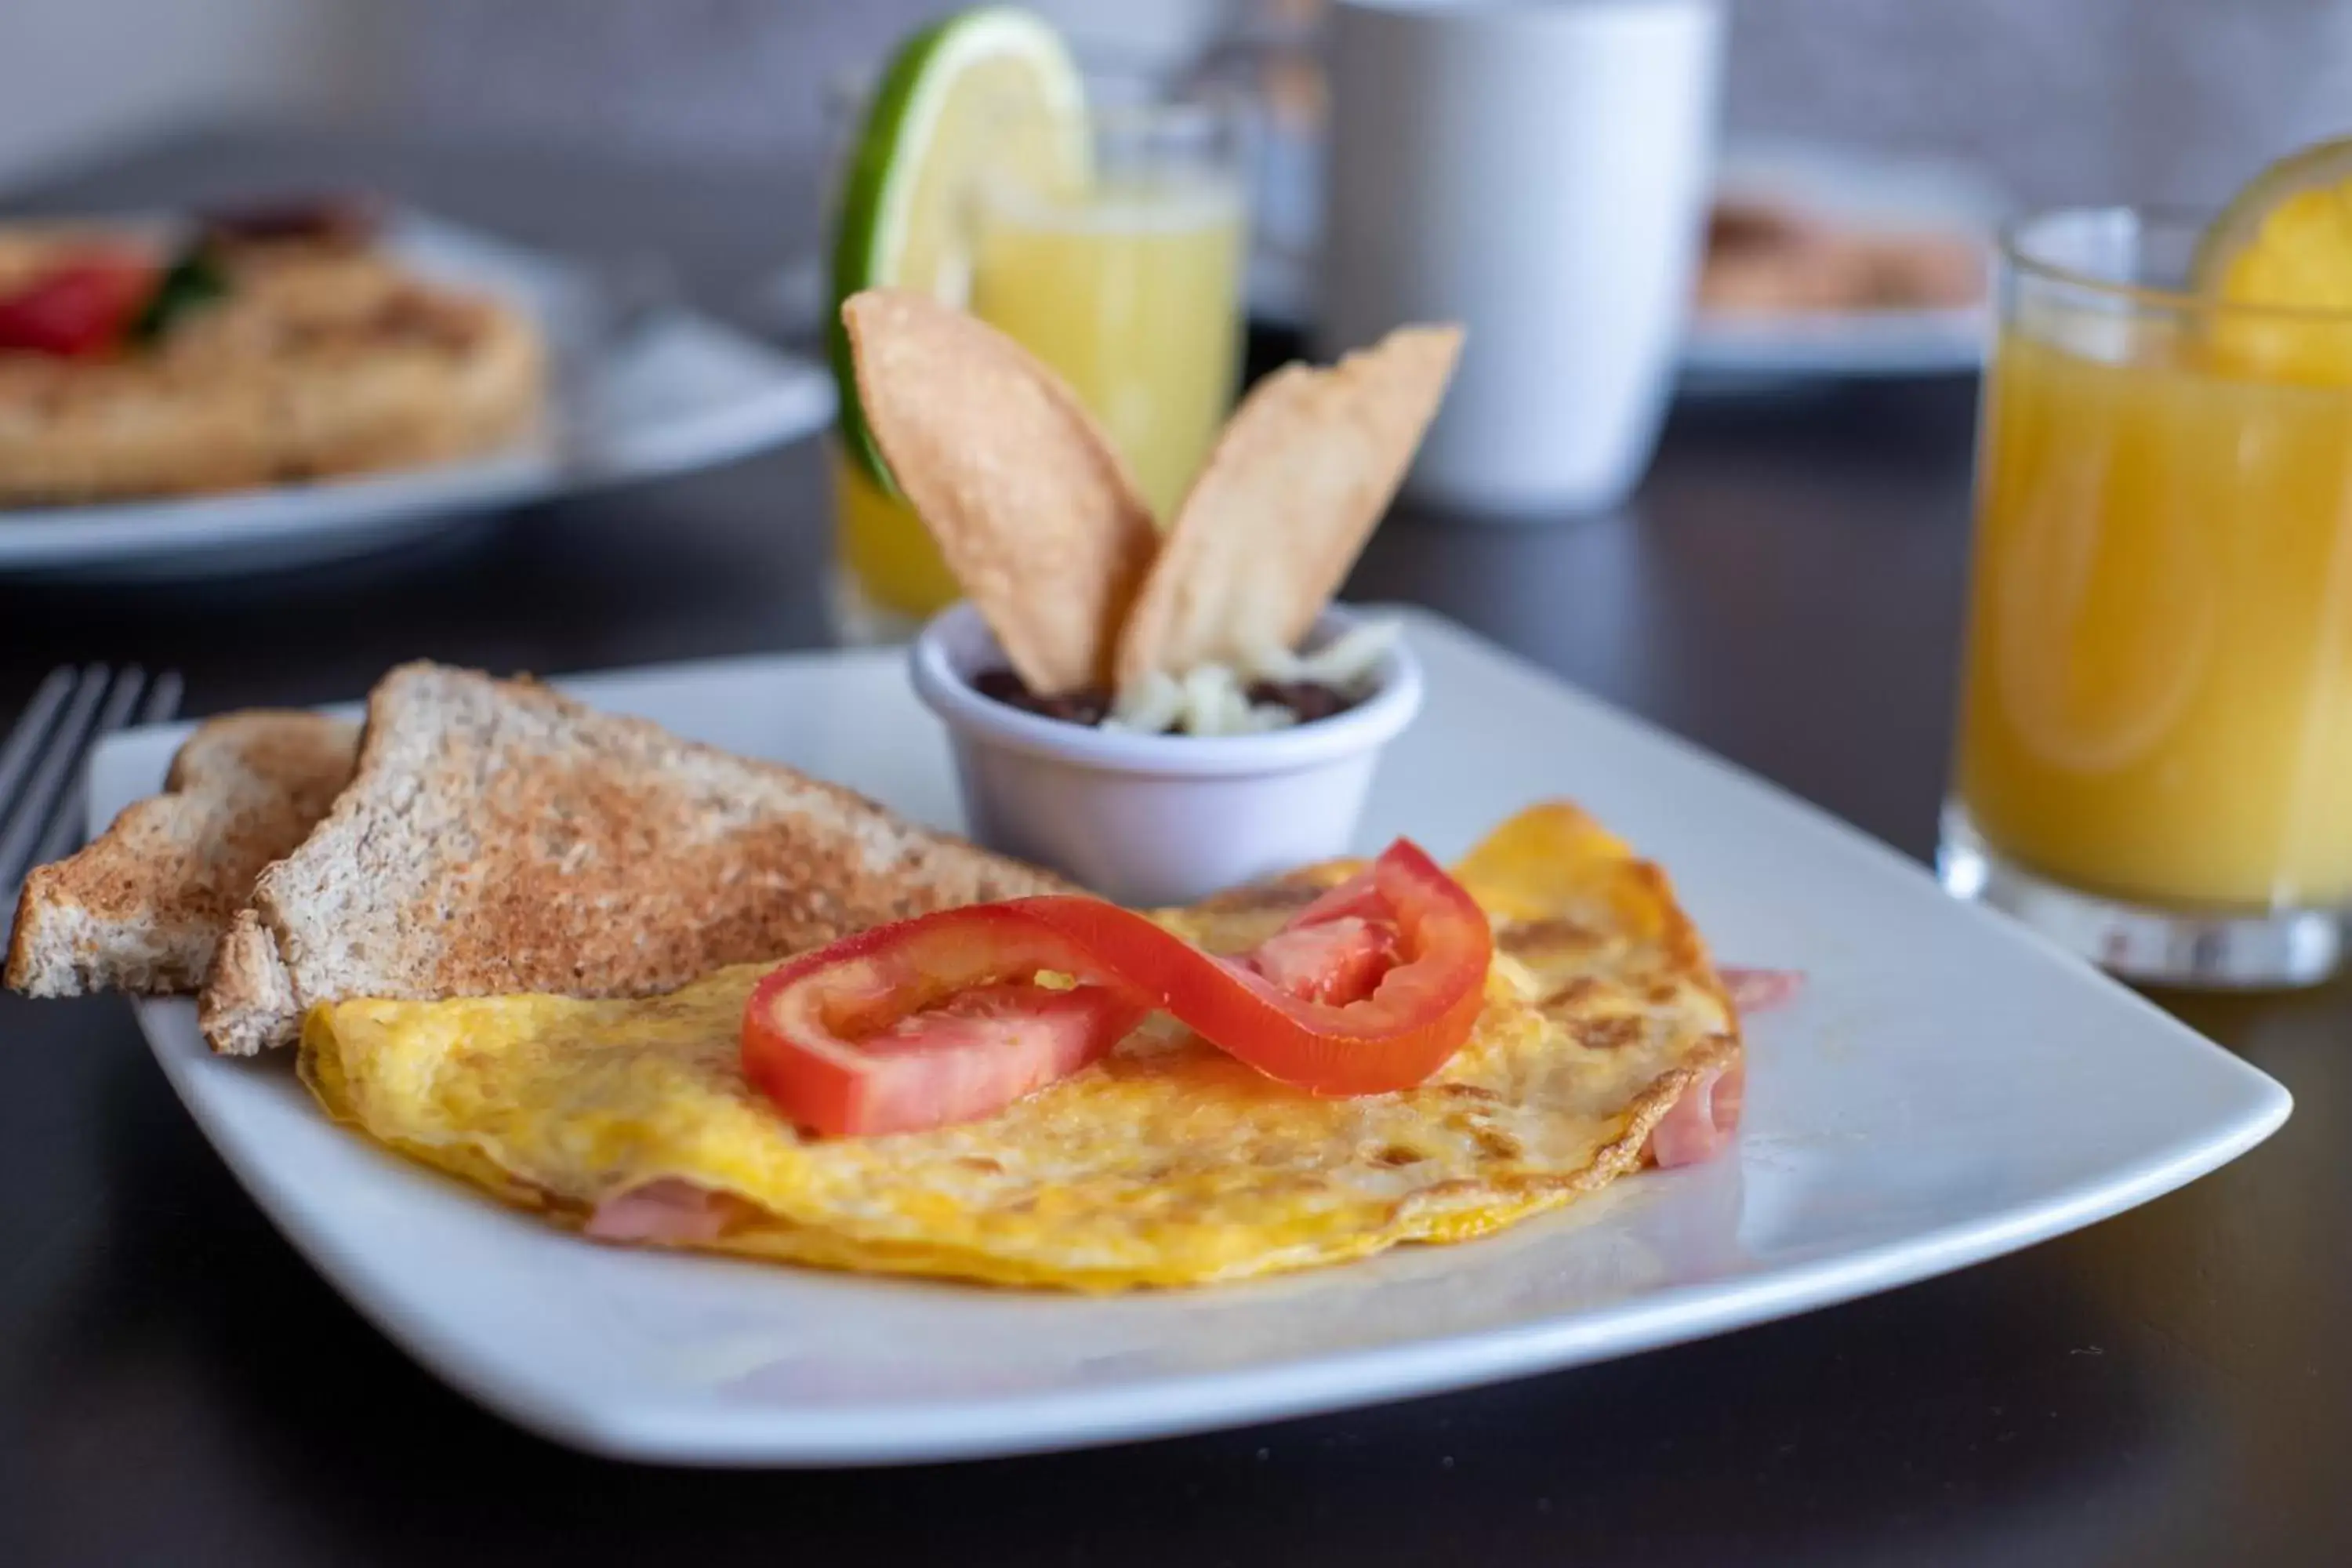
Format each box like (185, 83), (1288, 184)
(96, 608), (2288, 1465)
(0, 212), (833, 580)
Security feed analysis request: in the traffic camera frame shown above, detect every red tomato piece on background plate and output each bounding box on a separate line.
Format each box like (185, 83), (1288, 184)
(0, 253), (155, 357)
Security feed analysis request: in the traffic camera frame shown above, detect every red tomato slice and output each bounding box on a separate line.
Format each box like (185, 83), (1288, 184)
(1011, 840), (1488, 1098)
(742, 906), (1148, 1137)
(741, 840), (1494, 1135)
(1287, 867), (1390, 927)
(0, 254), (154, 357)
(1245, 916), (1399, 1005)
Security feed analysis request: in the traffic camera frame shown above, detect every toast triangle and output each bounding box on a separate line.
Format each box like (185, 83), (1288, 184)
(198, 662), (1069, 1054)
(5, 712), (358, 997)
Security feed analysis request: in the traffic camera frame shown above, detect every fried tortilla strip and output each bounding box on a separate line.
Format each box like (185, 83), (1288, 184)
(842, 288), (1159, 695)
(1114, 323), (1461, 693)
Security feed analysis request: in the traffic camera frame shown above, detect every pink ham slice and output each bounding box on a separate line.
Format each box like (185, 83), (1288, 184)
(584, 1178), (731, 1245)
(1721, 966), (1803, 1014)
(1641, 966), (1799, 1168)
(1647, 1062), (1744, 1168)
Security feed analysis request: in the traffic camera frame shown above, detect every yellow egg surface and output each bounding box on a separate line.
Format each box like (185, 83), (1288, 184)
(299, 802), (1741, 1291)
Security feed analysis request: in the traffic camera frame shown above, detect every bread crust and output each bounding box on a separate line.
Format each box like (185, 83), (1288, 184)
(200, 662), (1073, 1054)
(5, 711), (358, 996)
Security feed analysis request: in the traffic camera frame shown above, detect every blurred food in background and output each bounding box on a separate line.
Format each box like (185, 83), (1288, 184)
(1693, 141), (2003, 321)
(1697, 195), (1984, 318)
(1680, 142), (2005, 385)
(0, 199), (834, 582)
(0, 196), (545, 505)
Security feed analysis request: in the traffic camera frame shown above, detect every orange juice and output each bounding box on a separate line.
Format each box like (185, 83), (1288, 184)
(832, 440), (961, 622)
(971, 172), (1245, 519)
(1955, 326), (2352, 908)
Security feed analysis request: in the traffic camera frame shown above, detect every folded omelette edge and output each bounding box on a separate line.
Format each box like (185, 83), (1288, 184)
(297, 803), (1743, 1291)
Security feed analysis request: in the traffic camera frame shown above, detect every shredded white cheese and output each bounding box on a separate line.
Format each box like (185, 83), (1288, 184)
(1247, 620), (1401, 688)
(1103, 619), (1401, 736)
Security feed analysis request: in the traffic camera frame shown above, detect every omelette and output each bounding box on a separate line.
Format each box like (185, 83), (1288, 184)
(299, 803), (1743, 1291)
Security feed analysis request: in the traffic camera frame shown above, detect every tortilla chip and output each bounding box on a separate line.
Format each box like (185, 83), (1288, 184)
(1114, 324), (1461, 693)
(843, 289), (1158, 695)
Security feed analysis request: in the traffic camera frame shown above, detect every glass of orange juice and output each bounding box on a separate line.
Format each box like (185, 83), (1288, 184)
(826, 79), (1247, 644)
(1941, 206), (2352, 986)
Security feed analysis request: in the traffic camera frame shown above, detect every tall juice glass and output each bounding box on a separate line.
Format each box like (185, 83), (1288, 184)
(1941, 207), (2352, 985)
(829, 99), (1247, 642)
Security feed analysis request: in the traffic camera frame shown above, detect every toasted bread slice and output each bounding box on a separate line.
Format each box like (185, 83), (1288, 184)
(842, 289), (1159, 695)
(5, 712), (359, 997)
(198, 662), (1072, 1054)
(1115, 325), (1461, 692)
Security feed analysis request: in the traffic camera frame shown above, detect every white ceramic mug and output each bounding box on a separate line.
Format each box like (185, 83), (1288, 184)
(1319, 0), (1725, 517)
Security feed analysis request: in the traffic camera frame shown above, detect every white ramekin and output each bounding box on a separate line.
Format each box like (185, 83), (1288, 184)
(909, 602), (1425, 906)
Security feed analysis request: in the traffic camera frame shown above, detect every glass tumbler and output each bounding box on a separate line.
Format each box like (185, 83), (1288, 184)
(1940, 206), (2352, 986)
(824, 85), (1249, 645)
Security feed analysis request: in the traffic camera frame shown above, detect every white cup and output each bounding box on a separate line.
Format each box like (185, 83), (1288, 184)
(1319, 0), (1725, 517)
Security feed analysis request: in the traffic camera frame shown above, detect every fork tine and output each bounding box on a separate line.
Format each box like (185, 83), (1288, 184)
(0, 666), (114, 892)
(140, 670), (183, 728)
(0, 668), (76, 815)
(26, 667), (165, 872)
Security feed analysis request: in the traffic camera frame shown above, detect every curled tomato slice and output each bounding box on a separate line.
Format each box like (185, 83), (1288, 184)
(1010, 840), (1492, 1098)
(1246, 914), (1399, 1005)
(741, 840), (1494, 1135)
(0, 253), (154, 357)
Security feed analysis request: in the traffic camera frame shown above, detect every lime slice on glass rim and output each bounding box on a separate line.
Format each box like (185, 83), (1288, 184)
(2191, 136), (2352, 382)
(828, 5), (1091, 488)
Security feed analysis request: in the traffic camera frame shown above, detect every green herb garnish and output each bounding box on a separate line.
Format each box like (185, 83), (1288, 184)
(131, 243), (230, 345)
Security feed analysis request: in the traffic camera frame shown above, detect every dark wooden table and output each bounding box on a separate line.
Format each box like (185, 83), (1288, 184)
(2, 129), (2344, 1568)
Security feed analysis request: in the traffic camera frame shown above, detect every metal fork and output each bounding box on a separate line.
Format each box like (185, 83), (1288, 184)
(0, 666), (183, 897)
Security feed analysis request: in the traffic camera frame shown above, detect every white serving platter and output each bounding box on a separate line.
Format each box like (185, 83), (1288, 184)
(0, 211), (833, 579)
(93, 607), (2287, 1465)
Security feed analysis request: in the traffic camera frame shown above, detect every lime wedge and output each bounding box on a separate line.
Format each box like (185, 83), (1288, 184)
(829, 6), (1089, 487)
(2194, 136), (2352, 382)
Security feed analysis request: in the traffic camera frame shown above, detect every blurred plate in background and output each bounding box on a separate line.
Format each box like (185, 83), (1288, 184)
(1681, 139), (2009, 391)
(0, 212), (833, 582)
(1247, 132), (2005, 393)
